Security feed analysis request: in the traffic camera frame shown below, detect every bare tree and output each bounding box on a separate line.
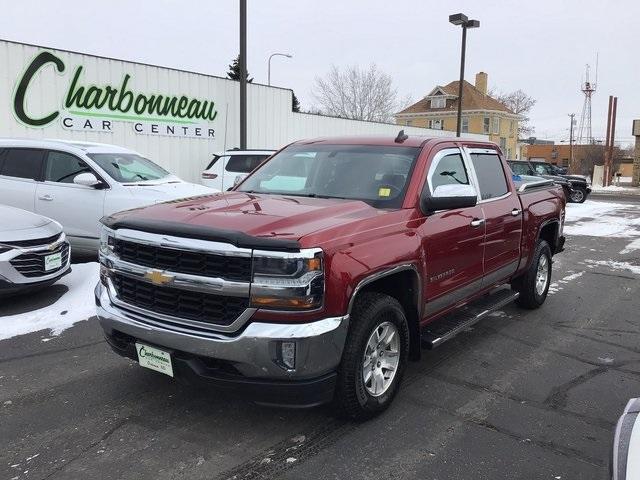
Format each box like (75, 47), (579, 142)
(490, 89), (536, 137)
(312, 64), (403, 122)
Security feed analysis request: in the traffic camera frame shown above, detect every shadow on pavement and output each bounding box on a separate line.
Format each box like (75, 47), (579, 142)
(0, 284), (69, 317)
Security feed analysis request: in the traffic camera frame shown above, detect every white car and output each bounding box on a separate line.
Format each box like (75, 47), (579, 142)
(0, 204), (70, 296)
(612, 398), (640, 480)
(0, 139), (212, 254)
(201, 149), (275, 190)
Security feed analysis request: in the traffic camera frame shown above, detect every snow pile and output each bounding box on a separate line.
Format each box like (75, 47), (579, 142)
(590, 184), (640, 194)
(0, 262), (99, 341)
(564, 200), (640, 240)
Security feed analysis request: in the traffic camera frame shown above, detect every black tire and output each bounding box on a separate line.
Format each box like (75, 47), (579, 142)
(513, 240), (552, 309)
(569, 187), (587, 203)
(334, 292), (409, 420)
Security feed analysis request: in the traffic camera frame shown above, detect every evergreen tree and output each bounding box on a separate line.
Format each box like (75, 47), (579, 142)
(292, 91), (301, 112)
(226, 55), (253, 82)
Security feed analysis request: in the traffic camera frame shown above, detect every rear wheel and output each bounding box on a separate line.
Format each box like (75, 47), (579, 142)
(569, 187), (587, 203)
(334, 292), (409, 420)
(513, 240), (552, 309)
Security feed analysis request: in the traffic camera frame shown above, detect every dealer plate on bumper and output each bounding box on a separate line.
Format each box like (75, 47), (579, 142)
(44, 252), (62, 271)
(135, 343), (173, 377)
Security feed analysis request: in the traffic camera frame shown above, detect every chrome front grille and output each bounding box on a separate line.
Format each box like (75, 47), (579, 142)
(112, 273), (249, 326)
(10, 242), (70, 278)
(104, 229), (255, 334)
(114, 238), (252, 281)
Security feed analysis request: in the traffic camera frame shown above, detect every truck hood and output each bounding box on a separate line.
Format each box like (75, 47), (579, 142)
(106, 192), (384, 242)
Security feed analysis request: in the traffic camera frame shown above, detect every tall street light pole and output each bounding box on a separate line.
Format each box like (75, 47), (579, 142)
(239, 0), (247, 150)
(268, 53), (292, 86)
(449, 13), (480, 137)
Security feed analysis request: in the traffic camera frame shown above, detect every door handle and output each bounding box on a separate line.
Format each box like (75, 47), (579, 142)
(38, 194), (53, 201)
(470, 218), (485, 228)
(511, 208), (521, 216)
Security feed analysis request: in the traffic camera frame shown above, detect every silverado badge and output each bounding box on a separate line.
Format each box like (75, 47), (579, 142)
(144, 269), (174, 286)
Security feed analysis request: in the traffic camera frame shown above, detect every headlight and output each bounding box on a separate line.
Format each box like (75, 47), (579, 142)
(0, 245), (12, 254)
(99, 226), (115, 257)
(251, 249), (324, 310)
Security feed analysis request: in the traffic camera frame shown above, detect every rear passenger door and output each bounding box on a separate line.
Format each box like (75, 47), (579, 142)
(467, 148), (522, 285)
(0, 148), (45, 212)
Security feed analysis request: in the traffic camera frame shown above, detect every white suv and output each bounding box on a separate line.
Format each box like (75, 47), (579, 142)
(201, 149), (275, 191)
(0, 139), (211, 254)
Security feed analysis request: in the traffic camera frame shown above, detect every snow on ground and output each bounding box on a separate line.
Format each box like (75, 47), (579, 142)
(564, 200), (640, 277)
(564, 200), (640, 246)
(584, 260), (640, 276)
(590, 185), (640, 194)
(0, 262), (99, 341)
(548, 270), (585, 295)
(620, 238), (640, 255)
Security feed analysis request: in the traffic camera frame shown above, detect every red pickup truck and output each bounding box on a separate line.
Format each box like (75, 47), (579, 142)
(95, 134), (566, 419)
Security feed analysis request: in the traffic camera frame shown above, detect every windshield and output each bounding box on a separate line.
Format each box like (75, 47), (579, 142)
(87, 153), (170, 183)
(532, 162), (554, 175)
(236, 144), (421, 208)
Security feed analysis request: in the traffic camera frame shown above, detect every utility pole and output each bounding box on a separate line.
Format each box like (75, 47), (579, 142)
(239, 0), (247, 150)
(607, 97), (618, 186)
(568, 113), (575, 173)
(603, 96), (618, 187)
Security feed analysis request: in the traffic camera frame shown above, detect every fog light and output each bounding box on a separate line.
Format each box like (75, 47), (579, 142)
(279, 341), (296, 370)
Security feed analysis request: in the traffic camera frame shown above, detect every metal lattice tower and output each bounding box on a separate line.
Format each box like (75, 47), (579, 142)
(577, 64), (596, 145)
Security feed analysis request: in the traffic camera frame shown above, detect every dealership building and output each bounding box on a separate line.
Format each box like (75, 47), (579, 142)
(0, 39), (486, 183)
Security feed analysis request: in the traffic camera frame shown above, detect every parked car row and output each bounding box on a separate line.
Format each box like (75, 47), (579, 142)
(0, 138), (218, 295)
(0, 137), (572, 304)
(507, 159), (591, 203)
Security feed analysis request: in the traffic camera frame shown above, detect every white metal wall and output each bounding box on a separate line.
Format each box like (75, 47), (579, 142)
(0, 40), (487, 183)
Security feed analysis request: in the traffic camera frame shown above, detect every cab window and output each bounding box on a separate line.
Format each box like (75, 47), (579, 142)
(471, 153), (509, 200)
(428, 152), (470, 191)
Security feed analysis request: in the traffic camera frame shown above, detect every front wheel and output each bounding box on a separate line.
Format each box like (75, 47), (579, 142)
(334, 292), (409, 420)
(513, 240), (552, 309)
(569, 187), (587, 203)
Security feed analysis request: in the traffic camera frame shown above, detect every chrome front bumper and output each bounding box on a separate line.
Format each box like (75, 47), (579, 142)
(95, 282), (349, 380)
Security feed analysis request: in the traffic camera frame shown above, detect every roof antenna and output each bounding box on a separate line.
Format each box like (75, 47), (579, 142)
(395, 129), (409, 143)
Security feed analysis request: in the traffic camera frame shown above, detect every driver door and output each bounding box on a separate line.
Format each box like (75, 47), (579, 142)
(35, 150), (107, 249)
(418, 147), (486, 319)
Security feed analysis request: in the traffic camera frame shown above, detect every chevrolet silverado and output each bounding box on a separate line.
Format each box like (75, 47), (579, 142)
(95, 133), (566, 419)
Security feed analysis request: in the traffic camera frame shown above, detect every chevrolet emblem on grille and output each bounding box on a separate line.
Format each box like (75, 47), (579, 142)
(144, 269), (174, 286)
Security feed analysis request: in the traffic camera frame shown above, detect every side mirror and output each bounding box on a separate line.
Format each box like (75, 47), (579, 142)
(73, 172), (102, 188)
(421, 184), (478, 214)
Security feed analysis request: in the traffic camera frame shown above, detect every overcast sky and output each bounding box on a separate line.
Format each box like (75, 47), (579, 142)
(3, 0), (639, 145)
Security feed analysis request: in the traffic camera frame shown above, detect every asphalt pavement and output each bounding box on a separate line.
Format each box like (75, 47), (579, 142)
(1, 200), (639, 480)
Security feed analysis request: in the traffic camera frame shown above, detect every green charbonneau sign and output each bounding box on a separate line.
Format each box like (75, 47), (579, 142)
(14, 51), (218, 130)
